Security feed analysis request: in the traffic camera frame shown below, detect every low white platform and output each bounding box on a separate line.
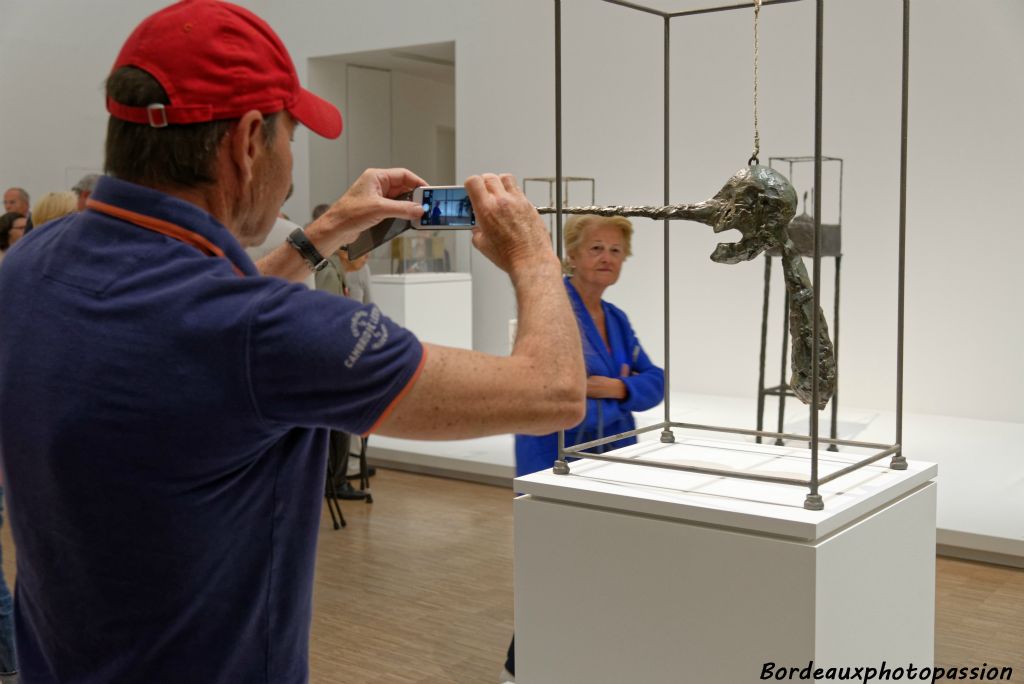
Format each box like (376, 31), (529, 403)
(515, 437), (936, 539)
(514, 445), (938, 684)
(368, 391), (1023, 565)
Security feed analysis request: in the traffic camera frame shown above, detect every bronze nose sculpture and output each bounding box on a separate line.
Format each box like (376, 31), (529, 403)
(538, 165), (836, 409)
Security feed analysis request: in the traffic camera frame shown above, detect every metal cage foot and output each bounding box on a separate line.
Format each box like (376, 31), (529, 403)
(553, 459), (571, 475)
(889, 454), (908, 471)
(659, 429), (676, 443)
(803, 493), (825, 511)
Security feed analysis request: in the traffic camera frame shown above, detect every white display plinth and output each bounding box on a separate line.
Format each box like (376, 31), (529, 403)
(371, 273), (472, 349)
(514, 439), (938, 684)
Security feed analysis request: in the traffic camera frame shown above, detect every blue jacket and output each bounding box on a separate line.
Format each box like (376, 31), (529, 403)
(514, 278), (664, 477)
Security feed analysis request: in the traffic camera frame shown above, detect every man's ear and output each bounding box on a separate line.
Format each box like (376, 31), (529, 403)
(228, 110), (267, 187)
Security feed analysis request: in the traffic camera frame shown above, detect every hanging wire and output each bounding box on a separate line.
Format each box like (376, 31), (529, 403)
(749, 0), (762, 166)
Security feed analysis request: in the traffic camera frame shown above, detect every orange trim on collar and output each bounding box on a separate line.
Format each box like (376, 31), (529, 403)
(362, 344), (428, 437)
(86, 198), (245, 277)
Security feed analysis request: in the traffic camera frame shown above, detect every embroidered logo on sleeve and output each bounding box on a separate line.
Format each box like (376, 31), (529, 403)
(344, 305), (389, 368)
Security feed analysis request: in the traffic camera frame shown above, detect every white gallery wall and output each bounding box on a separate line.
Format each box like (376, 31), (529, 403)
(1, 0), (1022, 426)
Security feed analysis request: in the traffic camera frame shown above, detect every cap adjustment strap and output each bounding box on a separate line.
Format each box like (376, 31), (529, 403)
(106, 98), (215, 127)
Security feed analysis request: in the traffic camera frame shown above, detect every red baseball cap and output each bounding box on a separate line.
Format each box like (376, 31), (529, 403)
(107, 0), (342, 139)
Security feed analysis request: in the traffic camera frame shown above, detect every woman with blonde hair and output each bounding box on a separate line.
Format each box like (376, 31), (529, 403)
(31, 191), (77, 228)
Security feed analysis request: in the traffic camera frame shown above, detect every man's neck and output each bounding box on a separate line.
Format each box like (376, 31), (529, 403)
(159, 185), (231, 225)
(147, 181), (257, 245)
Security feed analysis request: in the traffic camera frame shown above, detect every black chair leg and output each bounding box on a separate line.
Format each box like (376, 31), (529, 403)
(358, 436), (373, 504)
(325, 491), (346, 529)
(324, 442), (347, 529)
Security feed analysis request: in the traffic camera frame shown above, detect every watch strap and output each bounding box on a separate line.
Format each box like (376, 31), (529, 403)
(285, 227), (329, 272)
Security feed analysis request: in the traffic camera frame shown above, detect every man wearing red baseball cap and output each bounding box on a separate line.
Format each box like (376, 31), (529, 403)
(0, 1), (584, 682)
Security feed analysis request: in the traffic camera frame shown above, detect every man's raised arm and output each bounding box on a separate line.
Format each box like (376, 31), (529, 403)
(374, 173), (586, 439)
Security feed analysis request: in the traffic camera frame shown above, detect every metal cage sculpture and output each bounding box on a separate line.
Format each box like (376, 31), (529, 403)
(550, 0), (911, 511)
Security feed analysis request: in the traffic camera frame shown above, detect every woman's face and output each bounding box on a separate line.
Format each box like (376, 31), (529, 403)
(569, 223), (627, 291)
(9, 217), (27, 247)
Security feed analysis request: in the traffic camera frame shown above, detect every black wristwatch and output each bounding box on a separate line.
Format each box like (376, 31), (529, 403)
(285, 228), (329, 272)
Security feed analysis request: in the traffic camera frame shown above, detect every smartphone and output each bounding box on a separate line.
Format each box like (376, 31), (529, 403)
(346, 185), (476, 259)
(413, 185), (475, 228)
(345, 191), (415, 259)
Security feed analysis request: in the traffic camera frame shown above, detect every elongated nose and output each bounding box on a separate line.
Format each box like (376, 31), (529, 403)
(680, 199), (722, 227)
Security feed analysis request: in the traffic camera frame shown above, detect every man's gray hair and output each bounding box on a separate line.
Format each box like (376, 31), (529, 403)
(72, 174), (103, 195)
(7, 187), (30, 203)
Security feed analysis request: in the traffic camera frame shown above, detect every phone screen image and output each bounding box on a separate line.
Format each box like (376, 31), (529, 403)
(421, 187), (475, 227)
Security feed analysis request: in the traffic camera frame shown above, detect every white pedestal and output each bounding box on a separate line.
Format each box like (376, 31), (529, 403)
(371, 273), (472, 349)
(514, 439), (938, 684)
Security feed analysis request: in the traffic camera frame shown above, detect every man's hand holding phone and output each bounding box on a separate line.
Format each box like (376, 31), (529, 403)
(316, 168), (426, 248)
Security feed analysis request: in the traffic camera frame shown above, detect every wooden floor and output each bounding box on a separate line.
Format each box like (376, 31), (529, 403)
(3, 470), (1022, 682)
(935, 554), (1024, 673)
(308, 470), (515, 683)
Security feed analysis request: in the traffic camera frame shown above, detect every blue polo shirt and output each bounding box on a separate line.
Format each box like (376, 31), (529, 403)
(0, 177), (424, 683)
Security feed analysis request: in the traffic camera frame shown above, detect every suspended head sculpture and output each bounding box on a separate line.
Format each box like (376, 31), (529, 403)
(685, 164), (798, 264)
(537, 165), (835, 409)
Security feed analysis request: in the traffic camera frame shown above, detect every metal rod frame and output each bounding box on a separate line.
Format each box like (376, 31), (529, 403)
(563, 422), (895, 455)
(769, 155), (842, 162)
(754, 255), (771, 444)
(560, 420), (900, 489)
(600, 0), (802, 18)
(660, 14), (674, 444)
(554, 0), (570, 476)
(891, 0), (910, 471)
(552, 0), (909, 509)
